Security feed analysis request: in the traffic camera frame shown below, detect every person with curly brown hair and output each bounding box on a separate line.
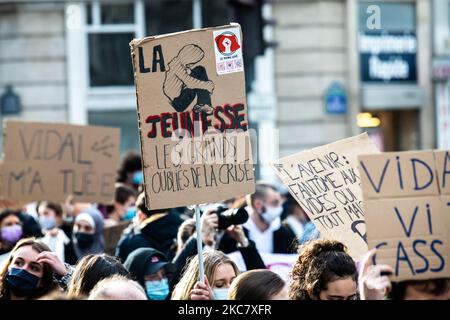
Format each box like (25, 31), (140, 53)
(289, 239), (358, 300)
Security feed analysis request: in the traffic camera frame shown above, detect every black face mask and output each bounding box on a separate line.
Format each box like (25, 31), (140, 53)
(75, 232), (94, 249)
(6, 268), (41, 297)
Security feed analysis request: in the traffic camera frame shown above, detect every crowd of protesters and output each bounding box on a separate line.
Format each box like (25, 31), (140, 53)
(0, 150), (448, 301)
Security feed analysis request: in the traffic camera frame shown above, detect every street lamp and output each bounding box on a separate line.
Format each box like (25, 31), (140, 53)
(1, 85), (21, 115)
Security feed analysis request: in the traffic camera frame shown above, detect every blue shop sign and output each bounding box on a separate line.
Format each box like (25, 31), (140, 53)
(325, 82), (347, 114)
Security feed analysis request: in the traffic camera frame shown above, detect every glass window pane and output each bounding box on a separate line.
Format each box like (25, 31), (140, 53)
(88, 110), (140, 155)
(101, 3), (134, 24)
(88, 32), (134, 86)
(145, 0), (193, 36)
(202, 0), (233, 28)
(358, 2), (416, 32)
(86, 2), (92, 25)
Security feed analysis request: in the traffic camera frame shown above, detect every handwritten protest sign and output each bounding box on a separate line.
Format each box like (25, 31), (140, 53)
(434, 150), (450, 195)
(359, 151), (450, 281)
(0, 121), (120, 204)
(270, 133), (380, 260)
(130, 24), (254, 209)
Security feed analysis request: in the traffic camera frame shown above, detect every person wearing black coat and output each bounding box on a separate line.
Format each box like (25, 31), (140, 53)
(170, 209), (266, 287)
(18, 211), (43, 238)
(115, 192), (183, 262)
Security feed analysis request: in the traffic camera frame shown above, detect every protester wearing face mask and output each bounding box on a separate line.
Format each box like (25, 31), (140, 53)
(0, 238), (67, 300)
(116, 150), (143, 192)
(172, 250), (240, 300)
(281, 194), (309, 241)
(0, 210), (25, 263)
(124, 247), (175, 300)
(219, 183), (297, 254)
(37, 202), (70, 263)
(104, 184), (138, 227)
(64, 208), (104, 265)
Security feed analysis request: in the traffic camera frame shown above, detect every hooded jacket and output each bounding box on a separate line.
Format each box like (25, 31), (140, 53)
(64, 207), (105, 264)
(115, 210), (183, 263)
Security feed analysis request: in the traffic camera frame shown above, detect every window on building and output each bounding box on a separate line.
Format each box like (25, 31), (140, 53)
(89, 32), (135, 86)
(86, 1), (138, 87)
(101, 2), (135, 24)
(145, 0), (193, 36)
(202, 0), (233, 28)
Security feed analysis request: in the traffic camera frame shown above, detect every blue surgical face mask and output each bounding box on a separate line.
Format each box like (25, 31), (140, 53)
(145, 278), (170, 300)
(132, 171), (143, 185)
(122, 207), (136, 221)
(213, 288), (229, 300)
(39, 216), (56, 230)
(6, 268), (41, 297)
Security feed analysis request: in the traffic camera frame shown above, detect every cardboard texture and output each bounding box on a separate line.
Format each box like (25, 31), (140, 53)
(130, 24), (255, 210)
(360, 150), (450, 281)
(270, 133), (380, 260)
(103, 221), (131, 256)
(0, 120), (120, 204)
(364, 197), (450, 281)
(440, 195), (450, 231)
(434, 150), (450, 195)
(358, 151), (439, 199)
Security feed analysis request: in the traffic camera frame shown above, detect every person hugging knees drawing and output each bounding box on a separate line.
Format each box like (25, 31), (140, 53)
(163, 44), (215, 115)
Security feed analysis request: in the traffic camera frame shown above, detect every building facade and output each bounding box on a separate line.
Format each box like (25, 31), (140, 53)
(432, 0), (450, 149)
(0, 0), (279, 180)
(0, 0), (440, 183)
(273, 0), (435, 158)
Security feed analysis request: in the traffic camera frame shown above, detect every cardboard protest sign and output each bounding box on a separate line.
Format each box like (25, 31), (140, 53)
(130, 24), (254, 209)
(358, 151), (439, 199)
(103, 221), (131, 256)
(0, 121), (120, 204)
(440, 195), (450, 231)
(270, 133), (380, 260)
(434, 150), (450, 195)
(359, 150), (450, 281)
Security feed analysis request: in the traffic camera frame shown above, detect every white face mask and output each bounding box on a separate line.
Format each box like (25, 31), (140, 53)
(261, 205), (283, 224)
(213, 288), (229, 300)
(203, 244), (215, 252)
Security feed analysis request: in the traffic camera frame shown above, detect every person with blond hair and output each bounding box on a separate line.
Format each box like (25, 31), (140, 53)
(171, 250), (240, 300)
(88, 275), (147, 300)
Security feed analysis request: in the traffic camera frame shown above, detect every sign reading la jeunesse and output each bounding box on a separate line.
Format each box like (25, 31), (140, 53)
(130, 24), (255, 210)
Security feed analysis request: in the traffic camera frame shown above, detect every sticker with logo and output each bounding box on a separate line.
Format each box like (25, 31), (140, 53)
(213, 27), (244, 75)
